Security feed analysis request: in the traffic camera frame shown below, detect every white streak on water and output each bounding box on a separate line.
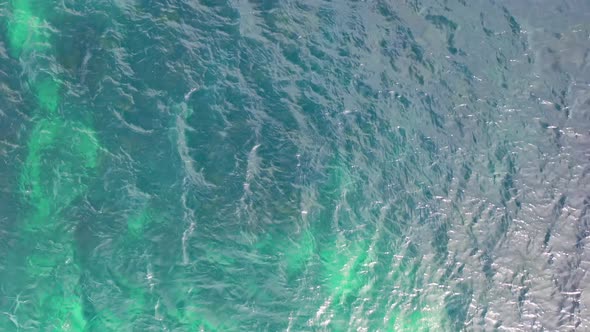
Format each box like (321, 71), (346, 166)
(181, 190), (196, 265)
(244, 143), (261, 191)
(154, 298), (163, 321)
(184, 87), (198, 102)
(113, 109), (153, 134)
(310, 297), (333, 327)
(173, 102), (211, 188)
(237, 143), (262, 223)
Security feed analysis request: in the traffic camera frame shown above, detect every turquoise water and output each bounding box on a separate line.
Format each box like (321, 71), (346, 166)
(0, 0), (589, 330)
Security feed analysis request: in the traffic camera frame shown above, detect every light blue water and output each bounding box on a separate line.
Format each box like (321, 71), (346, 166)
(0, 0), (589, 330)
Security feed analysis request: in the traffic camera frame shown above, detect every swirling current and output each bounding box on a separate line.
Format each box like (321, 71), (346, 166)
(0, 0), (589, 331)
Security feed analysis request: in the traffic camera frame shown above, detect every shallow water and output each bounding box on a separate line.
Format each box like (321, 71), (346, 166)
(0, 0), (589, 331)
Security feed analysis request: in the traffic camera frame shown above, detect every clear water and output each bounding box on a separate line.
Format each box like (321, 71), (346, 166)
(0, 0), (589, 330)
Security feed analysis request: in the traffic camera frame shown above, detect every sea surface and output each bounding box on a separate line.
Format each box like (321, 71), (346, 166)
(0, 0), (589, 331)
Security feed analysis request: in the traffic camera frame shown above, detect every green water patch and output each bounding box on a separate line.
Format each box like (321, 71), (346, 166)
(37, 279), (87, 331)
(385, 296), (449, 332)
(287, 153), (372, 328)
(125, 206), (157, 238)
(316, 155), (369, 303)
(254, 227), (316, 282)
(84, 270), (152, 331)
(321, 154), (356, 206)
(319, 235), (371, 307)
(282, 228), (316, 279)
(10, 236), (87, 331)
(150, 265), (239, 332)
(15, 115), (100, 329)
(7, 0), (62, 116)
(34, 76), (62, 114)
(19, 117), (100, 231)
(90, 205), (237, 331)
(6, 0), (53, 58)
(163, 299), (235, 332)
(79, 207), (160, 330)
(314, 235), (372, 330)
(380, 243), (451, 331)
(6, 1), (102, 330)
(308, 152), (453, 330)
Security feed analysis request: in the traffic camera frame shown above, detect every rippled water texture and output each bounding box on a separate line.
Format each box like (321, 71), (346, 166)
(0, 0), (589, 330)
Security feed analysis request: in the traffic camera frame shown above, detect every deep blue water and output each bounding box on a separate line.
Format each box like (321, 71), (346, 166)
(0, 0), (589, 330)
